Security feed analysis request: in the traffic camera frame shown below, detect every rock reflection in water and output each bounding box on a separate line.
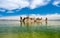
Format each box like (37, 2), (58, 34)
(0, 21), (60, 38)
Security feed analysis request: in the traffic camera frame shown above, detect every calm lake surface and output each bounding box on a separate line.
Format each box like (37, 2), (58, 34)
(0, 21), (60, 38)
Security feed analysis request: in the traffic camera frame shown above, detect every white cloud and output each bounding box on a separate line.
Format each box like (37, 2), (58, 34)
(53, 0), (60, 7)
(0, 13), (60, 20)
(0, 0), (28, 13)
(29, 0), (50, 9)
(0, 0), (29, 10)
(1, 0), (60, 10)
(0, 0), (50, 10)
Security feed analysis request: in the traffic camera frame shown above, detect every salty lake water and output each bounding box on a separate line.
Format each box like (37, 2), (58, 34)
(0, 21), (60, 38)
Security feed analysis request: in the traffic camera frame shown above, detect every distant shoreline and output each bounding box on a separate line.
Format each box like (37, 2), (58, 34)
(0, 19), (60, 21)
(0, 19), (19, 21)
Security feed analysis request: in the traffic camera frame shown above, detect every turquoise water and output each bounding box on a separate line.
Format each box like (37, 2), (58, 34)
(0, 21), (60, 38)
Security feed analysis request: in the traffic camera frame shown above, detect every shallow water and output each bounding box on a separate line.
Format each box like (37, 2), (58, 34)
(0, 21), (60, 38)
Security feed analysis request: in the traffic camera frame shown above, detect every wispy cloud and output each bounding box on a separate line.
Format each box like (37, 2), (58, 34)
(6, 10), (14, 13)
(0, 0), (50, 10)
(45, 13), (60, 20)
(0, 13), (60, 20)
(0, 9), (6, 12)
(53, 0), (60, 7)
(0, 16), (20, 20)
(29, 13), (60, 20)
(0, 15), (27, 20)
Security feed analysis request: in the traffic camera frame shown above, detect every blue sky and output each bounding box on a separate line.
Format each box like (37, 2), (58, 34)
(0, 0), (60, 17)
